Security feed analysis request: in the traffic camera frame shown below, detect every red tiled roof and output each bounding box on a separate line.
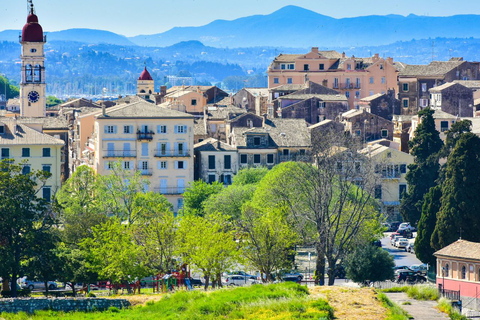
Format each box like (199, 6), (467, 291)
(138, 67), (153, 81)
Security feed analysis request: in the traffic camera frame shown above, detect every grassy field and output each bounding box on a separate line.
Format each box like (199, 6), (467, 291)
(0, 283), (334, 320)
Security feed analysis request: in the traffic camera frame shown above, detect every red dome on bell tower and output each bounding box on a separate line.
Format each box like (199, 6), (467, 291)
(138, 67), (153, 81)
(21, 2), (44, 43)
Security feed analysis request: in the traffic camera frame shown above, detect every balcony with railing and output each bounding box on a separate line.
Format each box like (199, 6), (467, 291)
(103, 150), (137, 158)
(153, 187), (186, 195)
(137, 130), (154, 141)
(154, 149), (191, 158)
(137, 168), (153, 176)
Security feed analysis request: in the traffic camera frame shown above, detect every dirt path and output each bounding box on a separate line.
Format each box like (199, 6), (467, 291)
(385, 292), (449, 320)
(310, 286), (387, 320)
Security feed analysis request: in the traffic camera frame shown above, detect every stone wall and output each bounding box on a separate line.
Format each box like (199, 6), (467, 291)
(0, 297), (130, 314)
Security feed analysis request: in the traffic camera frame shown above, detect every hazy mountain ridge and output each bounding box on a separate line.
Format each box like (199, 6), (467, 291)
(127, 6), (480, 48)
(3, 6), (480, 49)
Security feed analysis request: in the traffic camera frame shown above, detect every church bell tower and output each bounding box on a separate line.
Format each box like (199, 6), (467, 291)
(19, 0), (46, 117)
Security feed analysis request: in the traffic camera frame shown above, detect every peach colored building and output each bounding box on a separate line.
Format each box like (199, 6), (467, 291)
(267, 47), (398, 109)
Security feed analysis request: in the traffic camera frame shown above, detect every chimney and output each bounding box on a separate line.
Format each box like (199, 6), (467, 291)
(342, 52), (345, 58)
(102, 104), (106, 116)
(262, 113), (268, 127)
(217, 140), (221, 149)
(160, 86), (167, 95)
(311, 47), (319, 54)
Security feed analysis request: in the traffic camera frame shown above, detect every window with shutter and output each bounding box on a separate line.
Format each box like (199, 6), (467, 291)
(208, 155), (215, 170)
(224, 155), (231, 169)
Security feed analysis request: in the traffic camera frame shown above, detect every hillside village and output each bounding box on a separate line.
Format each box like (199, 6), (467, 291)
(3, 2), (480, 319)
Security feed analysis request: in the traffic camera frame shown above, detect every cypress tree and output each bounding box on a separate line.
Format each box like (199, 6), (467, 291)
(414, 185), (441, 266)
(400, 108), (443, 225)
(431, 133), (480, 249)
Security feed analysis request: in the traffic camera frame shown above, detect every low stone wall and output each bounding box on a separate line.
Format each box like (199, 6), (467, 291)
(0, 297), (130, 314)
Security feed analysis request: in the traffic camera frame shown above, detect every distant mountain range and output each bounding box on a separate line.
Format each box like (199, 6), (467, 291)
(0, 28), (135, 46)
(3, 6), (480, 48)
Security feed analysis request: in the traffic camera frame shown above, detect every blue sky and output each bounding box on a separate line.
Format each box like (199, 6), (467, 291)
(3, 0), (480, 37)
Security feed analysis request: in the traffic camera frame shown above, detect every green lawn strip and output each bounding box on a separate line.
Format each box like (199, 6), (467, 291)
(0, 283), (334, 320)
(377, 292), (413, 320)
(380, 285), (439, 301)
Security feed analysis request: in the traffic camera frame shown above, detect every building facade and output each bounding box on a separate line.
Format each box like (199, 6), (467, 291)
(194, 138), (238, 184)
(267, 48), (398, 109)
(0, 118), (64, 200)
(93, 100), (194, 212)
(435, 240), (480, 313)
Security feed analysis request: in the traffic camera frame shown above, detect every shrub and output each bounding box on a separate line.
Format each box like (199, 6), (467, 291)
(108, 306), (120, 313)
(406, 285), (439, 301)
(437, 298), (468, 320)
(86, 292), (96, 298)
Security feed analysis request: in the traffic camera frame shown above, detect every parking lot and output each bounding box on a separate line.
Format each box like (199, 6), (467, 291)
(381, 232), (422, 267)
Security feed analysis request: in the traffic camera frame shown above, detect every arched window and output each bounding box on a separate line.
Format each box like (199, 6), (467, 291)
(462, 266), (466, 279)
(247, 119), (253, 128)
(34, 65), (41, 82)
(445, 264), (450, 277)
(140, 89), (145, 93)
(25, 64), (33, 82)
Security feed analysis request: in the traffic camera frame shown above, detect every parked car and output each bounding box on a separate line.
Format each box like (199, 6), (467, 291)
(405, 243), (415, 253)
(409, 264), (427, 275)
(21, 280), (57, 290)
(281, 271), (304, 282)
(226, 271), (256, 280)
(223, 275), (257, 286)
(389, 222), (401, 232)
(395, 270), (426, 283)
(381, 222), (391, 231)
(397, 229), (413, 239)
(397, 222), (415, 233)
(189, 278), (203, 286)
(395, 238), (409, 249)
(393, 266), (412, 273)
(390, 232), (400, 240)
(391, 234), (402, 246)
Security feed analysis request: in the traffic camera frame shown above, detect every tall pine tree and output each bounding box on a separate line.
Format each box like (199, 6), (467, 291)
(431, 133), (480, 249)
(400, 108), (443, 225)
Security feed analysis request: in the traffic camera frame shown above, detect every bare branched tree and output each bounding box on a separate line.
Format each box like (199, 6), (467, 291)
(257, 129), (381, 285)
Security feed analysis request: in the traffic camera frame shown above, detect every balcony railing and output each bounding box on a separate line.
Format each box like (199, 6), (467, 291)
(137, 168), (153, 176)
(381, 172), (402, 179)
(103, 150), (137, 158)
(153, 187), (186, 195)
(137, 131), (154, 141)
(154, 150), (191, 157)
(341, 83), (354, 89)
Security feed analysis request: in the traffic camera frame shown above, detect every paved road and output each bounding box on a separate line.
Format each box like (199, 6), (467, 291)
(381, 232), (422, 267)
(386, 292), (449, 320)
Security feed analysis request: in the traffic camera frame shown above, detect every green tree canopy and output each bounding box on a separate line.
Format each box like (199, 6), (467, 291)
(345, 244), (395, 284)
(401, 107), (443, 224)
(182, 180), (223, 216)
(55, 165), (106, 245)
(204, 184), (256, 219)
(46, 95), (64, 108)
(431, 133), (480, 249)
(81, 219), (151, 291)
(238, 204), (298, 282)
(176, 212), (239, 289)
(232, 167), (269, 186)
(0, 160), (52, 297)
(414, 185), (441, 267)
(0, 76), (19, 100)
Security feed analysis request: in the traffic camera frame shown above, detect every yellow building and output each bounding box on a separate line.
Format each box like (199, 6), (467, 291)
(93, 100), (194, 212)
(0, 118), (64, 200)
(360, 143), (413, 217)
